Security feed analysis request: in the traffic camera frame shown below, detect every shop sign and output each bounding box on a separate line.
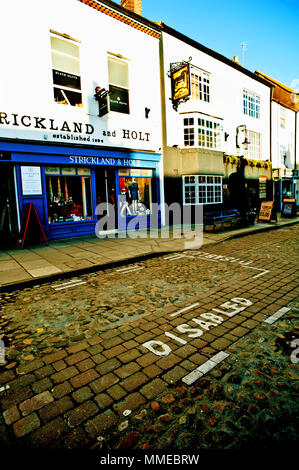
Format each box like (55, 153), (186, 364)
(272, 169), (280, 180)
(0, 111), (157, 150)
(259, 175), (267, 199)
(68, 156), (142, 167)
(21, 166), (42, 195)
(281, 168), (293, 178)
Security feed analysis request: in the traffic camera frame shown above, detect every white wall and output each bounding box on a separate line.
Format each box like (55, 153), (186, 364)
(162, 32), (271, 160)
(0, 0), (162, 152)
(271, 102), (296, 169)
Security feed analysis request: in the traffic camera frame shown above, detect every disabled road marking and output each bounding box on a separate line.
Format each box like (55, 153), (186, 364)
(170, 303), (200, 318)
(52, 280), (87, 290)
(164, 250), (270, 279)
(182, 351), (230, 385)
(264, 306), (291, 324)
(116, 266), (144, 274)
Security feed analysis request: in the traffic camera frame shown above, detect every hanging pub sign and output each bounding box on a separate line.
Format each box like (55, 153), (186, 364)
(281, 198), (297, 218)
(169, 59), (192, 111)
(172, 64), (190, 101)
(258, 201), (277, 222)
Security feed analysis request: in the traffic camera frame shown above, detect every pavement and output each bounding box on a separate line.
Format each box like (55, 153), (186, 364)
(0, 214), (298, 291)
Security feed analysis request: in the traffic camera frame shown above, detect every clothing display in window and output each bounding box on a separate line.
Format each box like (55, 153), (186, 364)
(129, 180), (139, 214)
(46, 172), (92, 223)
(118, 175), (152, 216)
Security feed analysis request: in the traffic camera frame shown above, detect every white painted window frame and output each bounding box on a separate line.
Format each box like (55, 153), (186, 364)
(183, 115), (222, 150)
(182, 175), (222, 205)
(243, 89), (261, 119)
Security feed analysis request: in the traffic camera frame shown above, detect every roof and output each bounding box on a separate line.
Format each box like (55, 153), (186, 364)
(255, 70), (299, 112)
(77, 0), (160, 38)
(157, 22), (273, 89)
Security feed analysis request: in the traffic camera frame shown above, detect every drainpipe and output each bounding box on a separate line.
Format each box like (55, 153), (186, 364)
(269, 86), (274, 201)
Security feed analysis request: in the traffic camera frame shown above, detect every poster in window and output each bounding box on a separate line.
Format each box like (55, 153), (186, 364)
(171, 64), (191, 102)
(21, 167), (42, 195)
(109, 85), (129, 114)
(53, 69), (81, 90)
(45, 167), (60, 175)
(61, 167), (76, 175)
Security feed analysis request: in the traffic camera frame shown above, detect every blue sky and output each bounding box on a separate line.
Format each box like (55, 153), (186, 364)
(140, 0), (299, 90)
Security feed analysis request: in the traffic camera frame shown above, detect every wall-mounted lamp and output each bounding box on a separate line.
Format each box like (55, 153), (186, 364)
(224, 132), (229, 141)
(236, 124), (250, 152)
(145, 107), (151, 119)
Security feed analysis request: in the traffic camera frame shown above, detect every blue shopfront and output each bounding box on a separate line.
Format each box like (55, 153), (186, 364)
(0, 141), (162, 243)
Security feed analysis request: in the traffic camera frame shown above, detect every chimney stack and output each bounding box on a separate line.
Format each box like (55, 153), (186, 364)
(121, 0), (142, 16)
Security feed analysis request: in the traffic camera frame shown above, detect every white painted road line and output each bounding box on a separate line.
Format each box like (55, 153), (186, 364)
(170, 303), (200, 318)
(54, 281), (87, 291)
(116, 267), (144, 274)
(243, 266), (270, 279)
(182, 350), (230, 385)
(52, 279), (81, 288)
(264, 307), (291, 325)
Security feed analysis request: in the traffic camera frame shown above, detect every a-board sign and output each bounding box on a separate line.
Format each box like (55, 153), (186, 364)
(282, 198), (297, 218)
(258, 201), (276, 222)
(17, 203), (48, 248)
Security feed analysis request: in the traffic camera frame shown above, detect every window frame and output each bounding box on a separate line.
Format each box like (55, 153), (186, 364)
(108, 55), (130, 114)
(244, 130), (262, 159)
(243, 89), (261, 119)
(45, 167), (93, 224)
(182, 175), (223, 205)
(50, 33), (83, 108)
(190, 65), (210, 103)
(183, 115), (222, 149)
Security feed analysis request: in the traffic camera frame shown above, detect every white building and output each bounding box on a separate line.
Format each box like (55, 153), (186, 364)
(0, 0), (162, 243)
(159, 23), (273, 215)
(255, 71), (299, 210)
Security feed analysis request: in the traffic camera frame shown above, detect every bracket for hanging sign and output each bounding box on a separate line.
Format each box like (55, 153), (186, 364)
(94, 87), (112, 117)
(168, 57), (192, 111)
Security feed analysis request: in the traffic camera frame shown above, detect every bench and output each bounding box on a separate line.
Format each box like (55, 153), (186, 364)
(203, 209), (241, 231)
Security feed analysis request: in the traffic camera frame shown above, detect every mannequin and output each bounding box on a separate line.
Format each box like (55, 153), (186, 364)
(129, 178), (139, 214)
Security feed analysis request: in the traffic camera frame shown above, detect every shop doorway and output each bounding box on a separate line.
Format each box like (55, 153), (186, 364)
(95, 168), (117, 232)
(228, 171), (248, 211)
(0, 165), (18, 247)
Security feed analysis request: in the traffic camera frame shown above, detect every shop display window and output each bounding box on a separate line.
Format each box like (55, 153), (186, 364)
(46, 168), (92, 223)
(118, 171), (152, 217)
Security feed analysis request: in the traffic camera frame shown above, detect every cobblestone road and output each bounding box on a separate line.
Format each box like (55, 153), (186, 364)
(0, 225), (298, 455)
